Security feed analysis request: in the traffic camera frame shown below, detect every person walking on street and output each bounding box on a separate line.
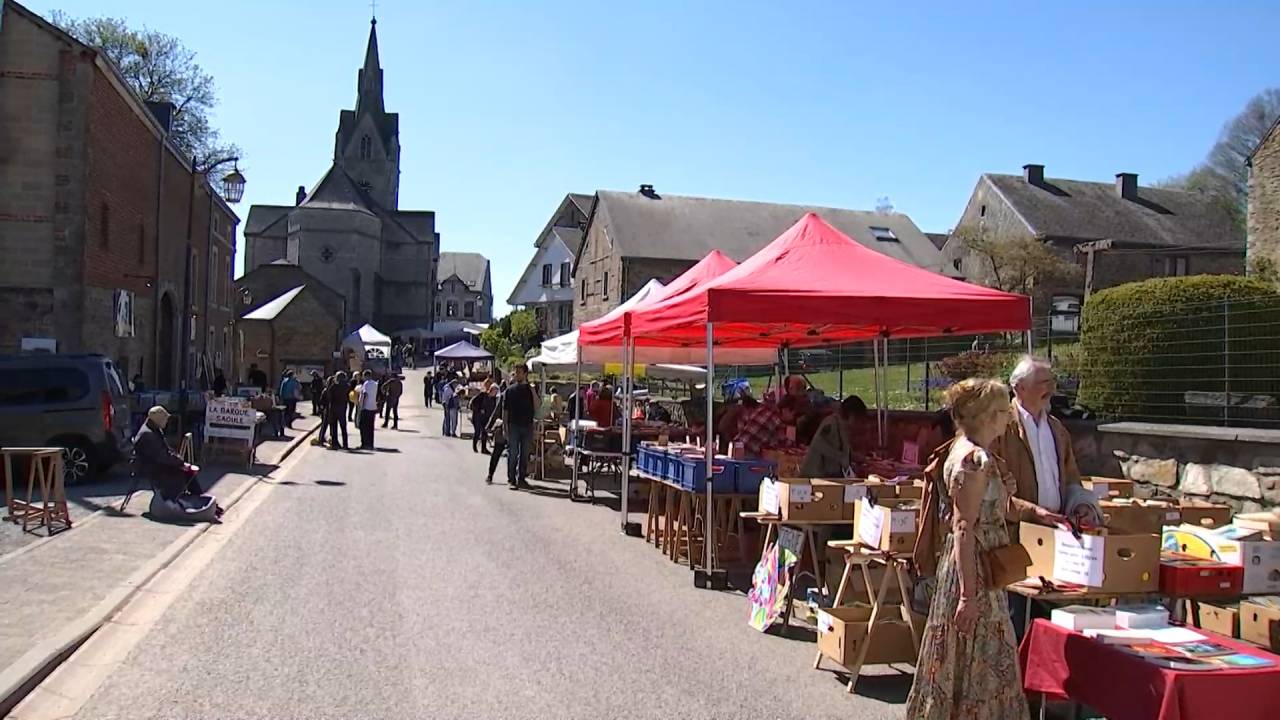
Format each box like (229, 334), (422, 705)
(316, 375), (330, 446)
(500, 364), (539, 489)
(309, 371), (325, 416)
(357, 370), (379, 450)
(439, 379), (456, 436)
(484, 386), (505, 483)
(279, 370), (302, 429)
(443, 380), (464, 437)
(424, 373), (434, 408)
(470, 382), (494, 453)
(382, 374), (404, 429)
(324, 372), (350, 450)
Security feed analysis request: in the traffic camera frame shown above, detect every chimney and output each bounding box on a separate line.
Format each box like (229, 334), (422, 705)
(1022, 164), (1044, 185)
(296, 185), (307, 205)
(1115, 172), (1138, 201)
(638, 183), (657, 198)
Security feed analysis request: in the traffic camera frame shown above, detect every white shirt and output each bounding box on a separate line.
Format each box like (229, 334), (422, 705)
(1017, 402), (1061, 512)
(361, 379), (379, 411)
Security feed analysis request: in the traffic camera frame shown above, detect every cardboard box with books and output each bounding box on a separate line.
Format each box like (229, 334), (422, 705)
(1099, 498), (1183, 534)
(1162, 524), (1280, 595)
(1020, 522), (1160, 593)
(1194, 601), (1240, 638)
(1177, 500), (1233, 529)
(757, 478), (863, 522)
(1239, 596), (1280, 652)
(855, 498), (921, 553)
(1081, 476), (1135, 499)
(816, 605), (922, 668)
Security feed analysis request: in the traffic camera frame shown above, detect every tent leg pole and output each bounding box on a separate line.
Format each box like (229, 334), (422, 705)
(620, 337), (635, 535)
(572, 356), (581, 496)
(698, 321), (723, 589)
(1027, 296), (1034, 355)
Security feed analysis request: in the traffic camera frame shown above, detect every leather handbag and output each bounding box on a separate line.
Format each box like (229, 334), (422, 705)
(982, 543), (1032, 589)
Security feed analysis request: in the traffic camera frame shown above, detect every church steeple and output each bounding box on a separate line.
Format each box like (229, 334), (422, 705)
(356, 19), (384, 117)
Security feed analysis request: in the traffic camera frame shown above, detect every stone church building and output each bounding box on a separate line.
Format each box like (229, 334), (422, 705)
(244, 20), (438, 334)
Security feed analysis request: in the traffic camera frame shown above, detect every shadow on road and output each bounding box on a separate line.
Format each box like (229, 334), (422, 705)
(837, 670), (913, 704)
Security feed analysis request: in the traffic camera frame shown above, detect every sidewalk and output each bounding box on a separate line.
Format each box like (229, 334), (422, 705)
(0, 417), (320, 712)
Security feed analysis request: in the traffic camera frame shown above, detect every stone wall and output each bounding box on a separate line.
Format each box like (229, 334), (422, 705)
(1248, 122), (1280, 272)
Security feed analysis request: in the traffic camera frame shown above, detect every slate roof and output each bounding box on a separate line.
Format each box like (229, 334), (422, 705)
(984, 174), (1243, 249)
(568, 193), (594, 217)
(245, 205), (292, 236)
(299, 166), (376, 215)
(437, 252), (490, 291)
(589, 190), (949, 272)
(242, 285), (305, 321)
(926, 232), (950, 250)
(551, 226), (584, 256)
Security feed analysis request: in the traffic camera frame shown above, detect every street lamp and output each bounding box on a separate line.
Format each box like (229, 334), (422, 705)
(221, 162), (246, 203)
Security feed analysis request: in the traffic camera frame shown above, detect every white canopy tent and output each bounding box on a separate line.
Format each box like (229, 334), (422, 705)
(342, 323), (393, 358)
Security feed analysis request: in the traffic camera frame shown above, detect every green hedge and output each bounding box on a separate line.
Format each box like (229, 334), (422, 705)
(1078, 275), (1280, 422)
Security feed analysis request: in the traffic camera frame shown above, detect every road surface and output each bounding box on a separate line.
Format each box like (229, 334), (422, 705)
(69, 371), (909, 719)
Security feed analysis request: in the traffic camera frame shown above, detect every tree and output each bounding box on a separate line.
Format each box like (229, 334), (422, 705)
(1163, 87), (1280, 231)
(956, 227), (1083, 297)
(51, 13), (241, 177)
(480, 309), (543, 367)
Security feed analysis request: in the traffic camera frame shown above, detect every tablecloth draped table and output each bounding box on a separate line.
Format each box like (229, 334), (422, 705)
(1019, 618), (1280, 720)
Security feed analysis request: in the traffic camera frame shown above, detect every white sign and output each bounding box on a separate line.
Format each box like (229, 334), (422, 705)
(20, 337), (56, 353)
(889, 510), (917, 534)
(777, 526), (805, 557)
(205, 396), (256, 441)
(858, 499), (886, 547)
(901, 440), (919, 465)
(760, 479), (781, 515)
(817, 609), (835, 635)
(789, 484), (813, 504)
(844, 484), (868, 503)
(1052, 529), (1106, 587)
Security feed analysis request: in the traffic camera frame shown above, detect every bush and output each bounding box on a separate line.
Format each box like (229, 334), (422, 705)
(936, 350), (1019, 384)
(1077, 275), (1280, 422)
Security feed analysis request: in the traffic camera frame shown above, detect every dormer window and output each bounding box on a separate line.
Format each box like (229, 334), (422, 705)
(359, 134), (372, 160)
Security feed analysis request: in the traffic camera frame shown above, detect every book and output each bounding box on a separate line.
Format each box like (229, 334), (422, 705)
(1144, 656), (1221, 671)
(1122, 642), (1184, 659)
(1170, 640), (1235, 658)
(1052, 605), (1117, 631)
(1214, 653), (1274, 668)
(1084, 627), (1206, 645)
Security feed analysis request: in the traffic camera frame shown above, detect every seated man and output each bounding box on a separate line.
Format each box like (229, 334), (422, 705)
(132, 406), (222, 521)
(801, 395), (867, 477)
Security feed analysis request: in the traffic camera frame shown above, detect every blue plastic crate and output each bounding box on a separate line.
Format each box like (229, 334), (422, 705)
(672, 455), (736, 493)
(636, 446), (657, 476)
(730, 459), (776, 495)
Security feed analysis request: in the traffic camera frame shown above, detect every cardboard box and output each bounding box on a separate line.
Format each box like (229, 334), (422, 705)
(1194, 601), (1240, 638)
(1100, 499), (1183, 535)
(1162, 524), (1280, 595)
(758, 478), (859, 522)
(763, 449), (805, 478)
(1177, 500), (1233, 529)
(864, 477), (925, 500)
(854, 499), (920, 554)
(1020, 522), (1160, 593)
(816, 605), (922, 668)
(1158, 556), (1243, 598)
(1082, 476), (1135, 499)
(1239, 597), (1280, 652)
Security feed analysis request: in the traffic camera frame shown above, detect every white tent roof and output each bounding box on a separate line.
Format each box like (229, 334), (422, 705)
(531, 279), (772, 369)
(342, 323), (392, 353)
(242, 285), (305, 321)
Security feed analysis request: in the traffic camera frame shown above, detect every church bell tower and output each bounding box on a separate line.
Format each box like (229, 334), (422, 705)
(333, 18), (401, 210)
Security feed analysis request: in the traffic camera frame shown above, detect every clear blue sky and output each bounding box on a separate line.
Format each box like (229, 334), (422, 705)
(33, 0), (1280, 313)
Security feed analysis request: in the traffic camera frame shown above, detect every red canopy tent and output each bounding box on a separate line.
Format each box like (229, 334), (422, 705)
(627, 212), (1031, 348)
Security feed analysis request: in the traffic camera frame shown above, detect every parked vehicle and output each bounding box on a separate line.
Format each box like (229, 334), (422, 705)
(0, 354), (132, 484)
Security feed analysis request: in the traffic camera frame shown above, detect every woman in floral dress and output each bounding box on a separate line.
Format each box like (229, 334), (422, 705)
(906, 378), (1057, 719)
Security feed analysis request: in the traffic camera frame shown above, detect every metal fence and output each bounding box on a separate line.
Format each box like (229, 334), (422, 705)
(719, 295), (1280, 429)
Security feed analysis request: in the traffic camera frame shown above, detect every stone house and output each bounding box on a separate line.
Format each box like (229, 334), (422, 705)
(236, 262), (345, 385)
(1246, 116), (1280, 274)
(945, 164), (1244, 311)
(507, 193), (592, 337)
(430, 252), (492, 348)
(573, 185), (951, 325)
(0, 1), (239, 389)
(244, 20), (438, 335)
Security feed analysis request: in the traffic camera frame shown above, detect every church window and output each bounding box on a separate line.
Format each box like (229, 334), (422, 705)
(464, 301), (475, 318)
(357, 179), (373, 193)
(435, 302), (441, 317)
(320, 245), (336, 263)
(359, 135), (372, 160)
(541, 264), (552, 286)
(446, 301), (458, 318)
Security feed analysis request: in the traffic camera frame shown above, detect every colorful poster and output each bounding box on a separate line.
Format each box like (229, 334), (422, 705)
(748, 542), (800, 632)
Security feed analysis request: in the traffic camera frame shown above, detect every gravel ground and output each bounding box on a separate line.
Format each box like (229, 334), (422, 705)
(71, 380), (909, 719)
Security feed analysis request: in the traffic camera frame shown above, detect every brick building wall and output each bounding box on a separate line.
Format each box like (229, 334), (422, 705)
(0, 7), (91, 353)
(1248, 124), (1280, 273)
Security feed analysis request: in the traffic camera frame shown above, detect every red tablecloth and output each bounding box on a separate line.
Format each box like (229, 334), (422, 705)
(1019, 619), (1280, 720)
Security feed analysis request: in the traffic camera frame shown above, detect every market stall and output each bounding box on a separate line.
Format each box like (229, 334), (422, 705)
(341, 323), (393, 372)
(433, 340), (494, 366)
(599, 212), (1031, 586)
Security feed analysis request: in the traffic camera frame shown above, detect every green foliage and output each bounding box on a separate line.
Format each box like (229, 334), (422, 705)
(480, 309), (543, 369)
(51, 13), (240, 176)
(1078, 275), (1280, 421)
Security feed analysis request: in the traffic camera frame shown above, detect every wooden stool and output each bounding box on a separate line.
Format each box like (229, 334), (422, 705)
(2, 448), (71, 535)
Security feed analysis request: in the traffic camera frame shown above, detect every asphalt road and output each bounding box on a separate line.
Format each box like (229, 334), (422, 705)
(70, 372), (910, 719)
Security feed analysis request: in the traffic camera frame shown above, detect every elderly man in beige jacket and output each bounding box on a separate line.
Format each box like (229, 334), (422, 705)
(993, 356), (1101, 530)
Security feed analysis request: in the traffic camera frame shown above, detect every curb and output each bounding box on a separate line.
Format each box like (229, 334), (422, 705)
(0, 423), (318, 716)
